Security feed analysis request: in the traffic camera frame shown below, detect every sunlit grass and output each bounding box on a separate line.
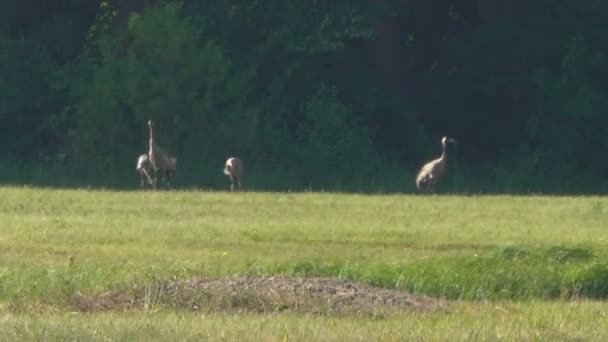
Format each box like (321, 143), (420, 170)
(0, 186), (607, 338)
(1, 301), (607, 341)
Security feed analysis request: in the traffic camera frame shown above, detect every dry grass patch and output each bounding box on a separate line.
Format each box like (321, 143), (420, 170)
(71, 276), (443, 314)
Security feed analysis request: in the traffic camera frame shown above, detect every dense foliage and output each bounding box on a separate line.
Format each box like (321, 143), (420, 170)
(1, 1), (607, 192)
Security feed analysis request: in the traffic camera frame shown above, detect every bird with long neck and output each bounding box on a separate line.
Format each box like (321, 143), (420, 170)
(147, 119), (177, 189)
(415, 136), (456, 192)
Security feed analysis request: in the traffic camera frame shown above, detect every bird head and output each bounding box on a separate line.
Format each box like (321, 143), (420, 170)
(148, 120), (154, 127)
(441, 136), (456, 146)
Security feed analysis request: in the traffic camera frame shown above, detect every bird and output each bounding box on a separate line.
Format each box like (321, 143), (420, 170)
(136, 153), (154, 188)
(416, 136), (456, 192)
(147, 120), (177, 189)
(223, 157), (243, 192)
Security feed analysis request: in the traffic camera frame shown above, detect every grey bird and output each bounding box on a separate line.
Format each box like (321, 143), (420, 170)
(416, 136), (456, 192)
(223, 157), (243, 191)
(147, 120), (177, 189)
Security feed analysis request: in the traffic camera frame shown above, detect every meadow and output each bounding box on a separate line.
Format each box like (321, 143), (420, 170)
(0, 186), (607, 340)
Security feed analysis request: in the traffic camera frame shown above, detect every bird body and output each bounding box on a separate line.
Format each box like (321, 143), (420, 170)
(224, 157), (243, 191)
(147, 120), (177, 188)
(416, 136), (455, 191)
(136, 153), (154, 188)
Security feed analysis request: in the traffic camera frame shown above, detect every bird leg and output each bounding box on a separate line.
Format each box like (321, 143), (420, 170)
(141, 169), (154, 188)
(163, 170), (173, 189)
(429, 179), (437, 193)
(151, 168), (159, 190)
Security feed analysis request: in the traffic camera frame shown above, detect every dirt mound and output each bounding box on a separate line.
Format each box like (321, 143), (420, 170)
(72, 276), (442, 314)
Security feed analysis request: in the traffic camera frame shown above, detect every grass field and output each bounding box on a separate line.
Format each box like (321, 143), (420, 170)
(0, 186), (607, 340)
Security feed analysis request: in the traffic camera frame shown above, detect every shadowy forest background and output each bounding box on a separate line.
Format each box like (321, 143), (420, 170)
(1, 0), (607, 193)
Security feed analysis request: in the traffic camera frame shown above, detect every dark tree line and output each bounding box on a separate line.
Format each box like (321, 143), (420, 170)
(1, 1), (607, 192)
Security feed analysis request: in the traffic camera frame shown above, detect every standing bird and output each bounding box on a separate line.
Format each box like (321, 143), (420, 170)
(136, 153), (154, 188)
(223, 157), (243, 192)
(416, 136), (456, 192)
(147, 120), (177, 189)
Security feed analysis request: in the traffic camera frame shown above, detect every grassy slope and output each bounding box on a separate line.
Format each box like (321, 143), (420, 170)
(0, 187), (607, 339)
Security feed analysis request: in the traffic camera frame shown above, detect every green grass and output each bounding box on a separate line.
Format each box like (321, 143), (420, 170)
(0, 186), (607, 339)
(1, 302), (607, 341)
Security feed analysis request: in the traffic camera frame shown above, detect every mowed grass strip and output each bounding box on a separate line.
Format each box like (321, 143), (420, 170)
(0, 301), (607, 341)
(0, 187), (607, 304)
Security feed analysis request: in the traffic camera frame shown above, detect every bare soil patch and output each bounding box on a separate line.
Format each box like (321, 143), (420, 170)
(71, 276), (443, 314)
